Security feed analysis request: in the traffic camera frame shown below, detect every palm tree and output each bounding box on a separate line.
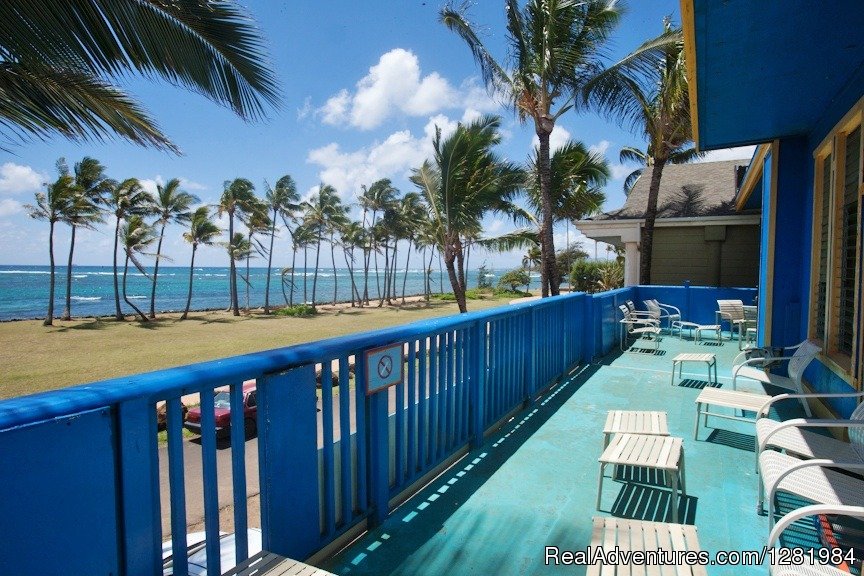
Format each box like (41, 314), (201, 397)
(360, 179), (398, 304)
(585, 20), (693, 284)
(302, 184), (343, 307)
(523, 245), (542, 271)
(291, 223), (315, 305)
(263, 175), (299, 314)
(411, 115), (525, 313)
(105, 178), (153, 320)
(25, 165), (73, 326)
(228, 232), (253, 306)
(618, 146), (699, 195)
(339, 221), (366, 306)
(1, 0), (279, 152)
(181, 207), (220, 320)
(61, 157), (108, 320)
(242, 199), (271, 311)
(119, 215), (157, 322)
(149, 178), (198, 318)
(218, 178), (257, 316)
(397, 193), (426, 302)
(441, 0), (622, 297)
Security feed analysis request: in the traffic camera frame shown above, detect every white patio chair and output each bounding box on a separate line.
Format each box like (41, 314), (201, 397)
(618, 304), (661, 352)
(716, 299), (746, 341)
(644, 299), (681, 331)
(758, 396), (864, 524)
(769, 504), (864, 575)
(624, 300), (655, 321)
(732, 339), (821, 416)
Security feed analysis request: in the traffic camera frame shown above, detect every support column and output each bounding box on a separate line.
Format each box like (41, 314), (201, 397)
(623, 242), (640, 286)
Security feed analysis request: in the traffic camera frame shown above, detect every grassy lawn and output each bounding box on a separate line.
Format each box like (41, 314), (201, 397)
(0, 296), (517, 399)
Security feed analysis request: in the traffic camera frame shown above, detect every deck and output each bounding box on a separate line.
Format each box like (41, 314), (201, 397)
(323, 334), (805, 575)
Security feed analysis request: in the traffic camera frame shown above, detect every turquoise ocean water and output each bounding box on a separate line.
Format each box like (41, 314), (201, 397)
(0, 264), (526, 321)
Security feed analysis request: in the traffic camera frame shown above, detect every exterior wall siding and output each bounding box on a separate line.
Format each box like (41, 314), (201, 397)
(650, 225), (759, 287)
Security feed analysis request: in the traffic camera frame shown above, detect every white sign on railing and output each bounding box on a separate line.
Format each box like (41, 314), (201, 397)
(365, 343), (404, 395)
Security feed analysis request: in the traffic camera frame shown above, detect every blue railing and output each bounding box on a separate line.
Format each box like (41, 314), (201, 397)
(0, 285), (755, 576)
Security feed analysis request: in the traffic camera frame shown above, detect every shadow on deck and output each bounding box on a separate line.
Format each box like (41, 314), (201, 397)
(323, 335), (805, 576)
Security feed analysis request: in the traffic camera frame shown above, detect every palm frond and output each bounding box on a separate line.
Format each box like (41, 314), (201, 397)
(623, 169), (643, 195)
(619, 146), (646, 165)
(440, 4), (513, 96)
(0, 63), (175, 151)
(476, 228), (539, 252)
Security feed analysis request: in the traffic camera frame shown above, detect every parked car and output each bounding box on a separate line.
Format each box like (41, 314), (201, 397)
(162, 528), (262, 575)
(184, 381), (257, 438)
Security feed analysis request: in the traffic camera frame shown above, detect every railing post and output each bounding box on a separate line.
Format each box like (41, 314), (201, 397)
(118, 398), (161, 576)
(470, 320), (486, 448)
(684, 280), (691, 322)
(526, 307), (537, 402)
(365, 350), (390, 528)
(258, 366), (320, 560)
(582, 294), (595, 362)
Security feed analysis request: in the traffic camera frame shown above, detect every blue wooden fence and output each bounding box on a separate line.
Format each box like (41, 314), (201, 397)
(0, 285), (754, 575)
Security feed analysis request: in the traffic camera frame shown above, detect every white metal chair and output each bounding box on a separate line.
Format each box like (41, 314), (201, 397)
(769, 504), (864, 575)
(732, 340), (821, 416)
(618, 304), (661, 351)
(758, 396), (864, 525)
(716, 299), (746, 341)
(644, 299), (681, 331)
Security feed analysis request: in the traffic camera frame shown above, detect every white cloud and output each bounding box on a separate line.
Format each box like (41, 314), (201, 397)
(610, 163), (637, 180)
(697, 145), (757, 163)
(138, 177), (161, 196)
(589, 140), (612, 157)
(0, 163), (46, 195)
(0, 199), (22, 217)
(179, 178), (207, 191)
(296, 96), (313, 120)
(318, 49), (458, 130)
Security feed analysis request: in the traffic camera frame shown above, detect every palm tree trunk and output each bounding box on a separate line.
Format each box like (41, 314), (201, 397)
(378, 241), (388, 307)
(181, 244), (197, 320)
(330, 231), (338, 305)
(402, 238), (412, 303)
(343, 249), (360, 307)
(245, 249), (250, 311)
(289, 246), (297, 306)
(123, 253), (148, 321)
(62, 224), (76, 320)
(438, 251), (444, 294)
(444, 237), (466, 313)
(303, 246), (308, 303)
(456, 239), (467, 299)
(149, 221), (166, 319)
(264, 211), (277, 314)
(640, 158), (667, 285)
(112, 216), (123, 321)
(229, 213), (239, 316)
(390, 242), (398, 304)
(362, 247), (370, 306)
(311, 229), (322, 306)
(44, 219), (56, 326)
(536, 126), (559, 297)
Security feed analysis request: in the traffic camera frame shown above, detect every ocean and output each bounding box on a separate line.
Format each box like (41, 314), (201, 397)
(0, 264), (533, 321)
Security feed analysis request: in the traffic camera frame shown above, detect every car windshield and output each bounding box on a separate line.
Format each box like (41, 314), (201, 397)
(213, 392), (231, 409)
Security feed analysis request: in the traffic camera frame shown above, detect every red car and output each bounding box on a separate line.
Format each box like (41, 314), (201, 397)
(185, 381), (257, 438)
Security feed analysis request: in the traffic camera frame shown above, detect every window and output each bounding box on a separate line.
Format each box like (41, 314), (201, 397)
(810, 112), (862, 378)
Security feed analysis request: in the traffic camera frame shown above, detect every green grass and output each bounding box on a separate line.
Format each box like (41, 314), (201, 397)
(156, 427), (197, 443)
(0, 297), (515, 399)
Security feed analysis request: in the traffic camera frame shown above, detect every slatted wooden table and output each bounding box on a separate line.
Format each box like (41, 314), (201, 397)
(597, 433), (686, 523)
(587, 517), (707, 576)
(223, 551), (337, 576)
(603, 410), (669, 448)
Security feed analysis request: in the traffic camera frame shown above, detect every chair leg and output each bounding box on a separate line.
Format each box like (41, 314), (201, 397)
(596, 463), (606, 510)
(694, 404), (701, 440)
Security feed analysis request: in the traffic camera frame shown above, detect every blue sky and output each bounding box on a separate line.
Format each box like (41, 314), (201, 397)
(0, 0), (752, 270)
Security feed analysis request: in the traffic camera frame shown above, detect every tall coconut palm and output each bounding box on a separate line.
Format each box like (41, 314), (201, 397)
(411, 115), (526, 313)
(228, 232), (253, 305)
(218, 178), (256, 316)
(526, 140), (609, 240)
(148, 178), (198, 318)
(523, 245), (542, 271)
(60, 157), (109, 320)
(360, 179), (398, 303)
(339, 221), (366, 306)
(302, 184), (343, 307)
(585, 20), (693, 284)
(618, 146), (699, 195)
(25, 165), (73, 326)
(119, 215), (157, 322)
(242, 199), (271, 311)
(292, 223), (315, 305)
(441, 0), (623, 297)
(105, 178), (153, 320)
(263, 175), (299, 313)
(1, 0), (279, 152)
(397, 193), (427, 302)
(181, 207), (220, 320)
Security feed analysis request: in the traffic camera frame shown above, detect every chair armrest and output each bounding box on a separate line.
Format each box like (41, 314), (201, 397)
(757, 390), (864, 417)
(757, 418), (864, 453)
(657, 303), (681, 315)
(768, 459), (864, 504)
(769, 505), (864, 547)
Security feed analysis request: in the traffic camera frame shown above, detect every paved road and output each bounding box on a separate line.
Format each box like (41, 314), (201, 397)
(159, 387), (400, 537)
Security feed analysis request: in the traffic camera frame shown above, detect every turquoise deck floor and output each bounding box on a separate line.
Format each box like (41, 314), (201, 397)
(323, 334), (813, 576)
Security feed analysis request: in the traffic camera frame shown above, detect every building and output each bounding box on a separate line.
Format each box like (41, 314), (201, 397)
(683, 0), (864, 408)
(576, 159), (760, 287)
